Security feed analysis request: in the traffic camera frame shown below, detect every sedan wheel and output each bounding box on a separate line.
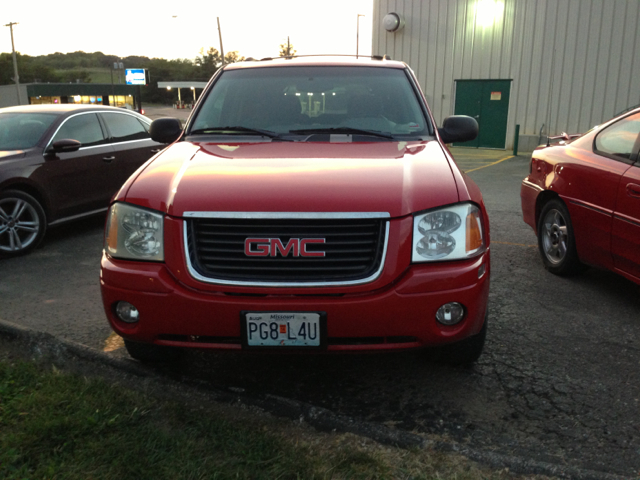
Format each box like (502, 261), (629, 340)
(537, 199), (584, 275)
(0, 190), (46, 256)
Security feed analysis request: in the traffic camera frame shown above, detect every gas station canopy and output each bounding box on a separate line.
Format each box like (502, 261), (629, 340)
(157, 82), (208, 89)
(157, 82), (208, 107)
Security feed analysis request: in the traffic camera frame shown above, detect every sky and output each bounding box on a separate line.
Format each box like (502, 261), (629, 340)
(1, 0), (373, 62)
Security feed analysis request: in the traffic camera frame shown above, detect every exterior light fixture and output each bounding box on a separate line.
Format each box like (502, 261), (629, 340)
(167, 86), (172, 90)
(476, 0), (504, 27)
(383, 12), (405, 32)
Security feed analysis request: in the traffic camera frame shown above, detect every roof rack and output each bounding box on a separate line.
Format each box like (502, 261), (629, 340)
(245, 54), (393, 62)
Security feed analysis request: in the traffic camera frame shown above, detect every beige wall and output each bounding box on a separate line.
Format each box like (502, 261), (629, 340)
(0, 84), (29, 108)
(373, 0), (640, 149)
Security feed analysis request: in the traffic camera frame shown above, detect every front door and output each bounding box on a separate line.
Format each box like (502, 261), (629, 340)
(454, 80), (511, 149)
(613, 163), (640, 281)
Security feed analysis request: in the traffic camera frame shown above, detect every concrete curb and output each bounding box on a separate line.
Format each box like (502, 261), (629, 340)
(0, 320), (627, 480)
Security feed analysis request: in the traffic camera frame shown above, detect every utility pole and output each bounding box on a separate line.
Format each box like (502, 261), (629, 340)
(356, 14), (365, 58)
(4, 22), (23, 105)
(217, 17), (225, 67)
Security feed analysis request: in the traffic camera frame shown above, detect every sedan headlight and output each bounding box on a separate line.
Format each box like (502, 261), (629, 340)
(105, 202), (164, 261)
(412, 203), (485, 262)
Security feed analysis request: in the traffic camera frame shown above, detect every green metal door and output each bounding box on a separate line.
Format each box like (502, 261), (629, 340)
(453, 80), (511, 148)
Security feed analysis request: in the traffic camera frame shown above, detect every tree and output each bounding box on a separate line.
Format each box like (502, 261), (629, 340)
(224, 51), (245, 64)
(194, 48), (245, 81)
(194, 47), (221, 79)
(279, 38), (296, 57)
(0, 53), (60, 84)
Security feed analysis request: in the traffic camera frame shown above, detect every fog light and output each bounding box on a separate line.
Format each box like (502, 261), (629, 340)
(115, 301), (140, 323)
(436, 302), (465, 325)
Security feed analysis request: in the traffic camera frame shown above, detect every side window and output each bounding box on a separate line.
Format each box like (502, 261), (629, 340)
(594, 113), (640, 161)
(101, 112), (150, 143)
(51, 113), (105, 147)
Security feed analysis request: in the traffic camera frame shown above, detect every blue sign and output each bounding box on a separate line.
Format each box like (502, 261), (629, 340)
(125, 69), (147, 86)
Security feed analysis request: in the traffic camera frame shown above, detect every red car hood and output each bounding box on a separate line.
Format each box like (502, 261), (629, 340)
(123, 140), (459, 218)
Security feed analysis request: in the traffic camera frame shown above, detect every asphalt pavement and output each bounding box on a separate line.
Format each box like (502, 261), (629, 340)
(1, 146), (638, 479)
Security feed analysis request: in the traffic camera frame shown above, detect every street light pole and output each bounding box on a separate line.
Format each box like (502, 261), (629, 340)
(217, 17), (225, 67)
(4, 22), (23, 105)
(356, 14), (365, 59)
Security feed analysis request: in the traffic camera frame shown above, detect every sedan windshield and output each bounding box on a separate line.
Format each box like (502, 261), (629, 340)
(190, 66), (431, 140)
(0, 113), (58, 150)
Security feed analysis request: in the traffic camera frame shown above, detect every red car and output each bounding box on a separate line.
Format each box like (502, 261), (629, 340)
(521, 108), (640, 284)
(100, 57), (488, 364)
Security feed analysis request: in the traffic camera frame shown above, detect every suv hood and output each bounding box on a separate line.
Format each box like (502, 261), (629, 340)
(123, 140), (459, 218)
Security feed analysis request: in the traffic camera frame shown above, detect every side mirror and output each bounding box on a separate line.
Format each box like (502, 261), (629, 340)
(438, 116), (479, 144)
(150, 118), (183, 144)
(46, 139), (82, 154)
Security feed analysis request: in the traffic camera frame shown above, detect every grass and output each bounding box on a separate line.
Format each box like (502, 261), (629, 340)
(0, 357), (552, 479)
(53, 68), (118, 84)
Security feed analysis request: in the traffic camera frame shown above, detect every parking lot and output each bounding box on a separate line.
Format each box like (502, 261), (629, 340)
(1, 147), (639, 478)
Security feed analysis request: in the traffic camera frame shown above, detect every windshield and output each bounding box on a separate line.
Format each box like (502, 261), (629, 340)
(190, 66), (431, 140)
(0, 112), (58, 150)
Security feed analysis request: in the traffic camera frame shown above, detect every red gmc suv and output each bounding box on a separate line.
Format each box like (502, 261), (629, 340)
(100, 56), (489, 364)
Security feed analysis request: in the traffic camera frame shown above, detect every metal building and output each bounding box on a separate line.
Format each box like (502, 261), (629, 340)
(373, 0), (640, 151)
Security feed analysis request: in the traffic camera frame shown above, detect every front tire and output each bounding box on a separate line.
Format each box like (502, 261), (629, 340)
(0, 190), (46, 257)
(537, 199), (585, 275)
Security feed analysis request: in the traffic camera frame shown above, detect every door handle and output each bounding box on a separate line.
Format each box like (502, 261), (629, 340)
(150, 149), (162, 153)
(627, 183), (640, 198)
(102, 156), (115, 163)
(474, 115), (480, 119)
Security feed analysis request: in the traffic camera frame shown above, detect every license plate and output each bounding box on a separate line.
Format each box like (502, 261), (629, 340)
(243, 312), (323, 347)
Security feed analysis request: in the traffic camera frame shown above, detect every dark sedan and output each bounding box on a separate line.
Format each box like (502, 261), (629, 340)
(0, 105), (164, 256)
(521, 107), (640, 284)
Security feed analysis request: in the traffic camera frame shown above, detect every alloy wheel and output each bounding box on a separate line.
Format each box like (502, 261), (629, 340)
(0, 196), (41, 253)
(541, 208), (568, 265)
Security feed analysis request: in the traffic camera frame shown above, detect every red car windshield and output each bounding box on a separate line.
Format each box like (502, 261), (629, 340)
(190, 66), (432, 140)
(0, 113), (57, 150)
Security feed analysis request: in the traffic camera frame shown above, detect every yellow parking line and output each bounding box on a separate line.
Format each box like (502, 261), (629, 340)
(492, 241), (537, 248)
(104, 332), (124, 352)
(464, 155), (515, 173)
(458, 161), (499, 166)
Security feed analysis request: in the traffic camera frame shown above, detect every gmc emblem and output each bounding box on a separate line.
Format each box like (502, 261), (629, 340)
(244, 238), (326, 257)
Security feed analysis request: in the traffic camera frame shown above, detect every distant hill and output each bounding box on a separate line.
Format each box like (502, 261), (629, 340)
(0, 49), (243, 104)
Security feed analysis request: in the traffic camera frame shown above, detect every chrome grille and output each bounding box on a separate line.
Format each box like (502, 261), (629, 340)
(185, 216), (388, 285)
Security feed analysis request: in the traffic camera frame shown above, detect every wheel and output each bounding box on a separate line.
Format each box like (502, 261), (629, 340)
(124, 339), (183, 363)
(0, 190), (46, 257)
(432, 313), (488, 366)
(537, 199), (586, 275)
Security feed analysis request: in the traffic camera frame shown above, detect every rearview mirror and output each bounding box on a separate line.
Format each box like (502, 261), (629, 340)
(438, 116), (479, 144)
(150, 118), (183, 144)
(46, 139), (81, 154)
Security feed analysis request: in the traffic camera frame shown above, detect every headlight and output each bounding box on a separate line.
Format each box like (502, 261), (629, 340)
(412, 203), (485, 262)
(105, 202), (164, 261)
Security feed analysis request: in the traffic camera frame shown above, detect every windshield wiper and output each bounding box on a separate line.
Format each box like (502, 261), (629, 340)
(289, 127), (396, 140)
(189, 126), (291, 140)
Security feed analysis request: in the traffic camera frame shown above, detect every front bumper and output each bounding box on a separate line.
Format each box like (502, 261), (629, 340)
(521, 178), (543, 232)
(100, 250), (490, 352)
